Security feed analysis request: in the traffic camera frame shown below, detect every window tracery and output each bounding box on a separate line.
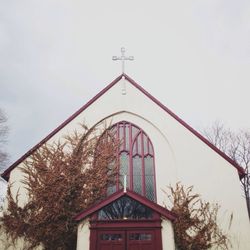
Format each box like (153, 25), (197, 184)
(108, 121), (156, 201)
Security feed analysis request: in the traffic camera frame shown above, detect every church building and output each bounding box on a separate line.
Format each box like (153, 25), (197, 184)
(1, 73), (250, 249)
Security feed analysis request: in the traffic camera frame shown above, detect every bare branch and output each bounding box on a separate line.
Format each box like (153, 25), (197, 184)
(0, 123), (119, 250)
(203, 122), (250, 219)
(164, 183), (231, 250)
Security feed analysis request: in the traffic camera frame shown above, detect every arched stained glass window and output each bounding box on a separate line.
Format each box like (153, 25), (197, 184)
(109, 121), (156, 201)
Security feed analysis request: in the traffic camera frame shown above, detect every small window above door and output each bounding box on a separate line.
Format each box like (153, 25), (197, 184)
(98, 196), (153, 220)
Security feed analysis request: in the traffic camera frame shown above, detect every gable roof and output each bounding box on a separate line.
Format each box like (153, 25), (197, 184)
(1, 74), (245, 181)
(74, 189), (177, 222)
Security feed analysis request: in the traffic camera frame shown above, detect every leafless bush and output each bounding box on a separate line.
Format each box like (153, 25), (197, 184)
(164, 183), (231, 250)
(0, 124), (119, 250)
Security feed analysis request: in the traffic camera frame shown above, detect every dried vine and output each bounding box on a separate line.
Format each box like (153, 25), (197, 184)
(165, 183), (231, 250)
(0, 124), (119, 250)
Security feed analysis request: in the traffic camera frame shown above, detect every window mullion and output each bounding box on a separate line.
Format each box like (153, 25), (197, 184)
(141, 132), (146, 196)
(129, 123), (133, 191)
(107, 121), (156, 201)
(116, 123), (120, 191)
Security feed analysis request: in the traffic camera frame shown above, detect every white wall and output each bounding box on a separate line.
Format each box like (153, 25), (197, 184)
(77, 217), (175, 250)
(5, 78), (250, 249)
(77, 220), (90, 250)
(161, 219), (175, 250)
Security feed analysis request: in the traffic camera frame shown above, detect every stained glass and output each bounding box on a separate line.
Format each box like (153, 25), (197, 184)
(120, 153), (128, 175)
(119, 152), (129, 188)
(132, 140), (137, 155)
(143, 134), (148, 154)
(98, 196), (153, 220)
(133, 156), (142, 194)
(137, 133), (142, 155)
(129, 233), (152, 241)
(131, 125), (139, 139)
(145, 175), (155, 201)
(107, 185), (116, 196)
(125, 124), (130, 151)
(144, 156), (155, 201)
(145, 156), (153, 176)
(103, 122), (156, 201)
(100, 234), (123, 241)
(148, 142), (153, 155)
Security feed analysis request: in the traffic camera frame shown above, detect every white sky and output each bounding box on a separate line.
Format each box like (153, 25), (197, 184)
(0, 0), (250, 167)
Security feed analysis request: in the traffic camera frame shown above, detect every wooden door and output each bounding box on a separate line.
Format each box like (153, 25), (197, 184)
(127, 230), (155, 250)
(97, 231), (125, 250)
(97, 230), (156, 250)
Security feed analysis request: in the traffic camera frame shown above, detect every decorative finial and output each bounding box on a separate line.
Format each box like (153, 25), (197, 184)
(112, 47), (134, 74)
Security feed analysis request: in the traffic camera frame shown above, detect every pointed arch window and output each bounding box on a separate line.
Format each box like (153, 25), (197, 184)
(108, 121), (156, 201)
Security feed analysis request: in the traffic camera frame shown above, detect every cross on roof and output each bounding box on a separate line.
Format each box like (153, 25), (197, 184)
(112, 47), (134, 73)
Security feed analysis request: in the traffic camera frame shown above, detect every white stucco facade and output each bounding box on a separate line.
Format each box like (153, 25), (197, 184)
(76, 217), (176, 250)
(76, 220), (90, 250)
(2, 75), (250, 249)
(161, 220), (175, 250)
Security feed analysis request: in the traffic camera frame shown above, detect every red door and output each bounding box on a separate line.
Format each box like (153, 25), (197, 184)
(97, 230), (156, 250)
(98, 231), (125, 250)
(127, 230), (155, 250)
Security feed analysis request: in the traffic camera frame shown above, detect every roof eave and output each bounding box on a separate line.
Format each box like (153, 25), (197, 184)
(1, 73), (245, 180)
(1, 74), (124, 181)
(122, 74), (245, 177)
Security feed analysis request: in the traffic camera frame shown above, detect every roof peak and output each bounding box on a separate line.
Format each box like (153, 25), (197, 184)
(1, 74), (244, 181)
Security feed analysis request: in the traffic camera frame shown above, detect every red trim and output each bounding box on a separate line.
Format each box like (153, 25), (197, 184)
(75, 190), (124, 221)
(89, 220), (162, 229)
(116, 123), (120, 190)
(89, 228), (97, 250)
(1, 75), (123, 181)
(111, 121), (156, 200)
(140, 133), (145, 196)
(74, 189), (176, 222)
(1, 74), (245, 180)
(123, 74), (245, 178)
(129, 123), (133, 190)
(151, 140), (157, 201)
(90, 225), (163, 250)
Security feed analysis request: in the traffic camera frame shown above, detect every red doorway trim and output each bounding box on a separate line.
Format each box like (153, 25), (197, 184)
(89, 217), (163, 250)
(74, 189), (176, 222)
(75, 189), (173, 250)
(90, 227), (163, 250)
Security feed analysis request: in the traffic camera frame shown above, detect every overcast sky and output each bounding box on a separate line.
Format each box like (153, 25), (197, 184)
(0, 0), (250, 168)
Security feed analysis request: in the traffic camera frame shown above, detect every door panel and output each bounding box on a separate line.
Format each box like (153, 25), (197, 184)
(97, 229), (157, 250)
(127, 231), (154, 250)
(100, 246), (124, 250)
(129, 245), (153, 250)
(98, 231), (125, 250)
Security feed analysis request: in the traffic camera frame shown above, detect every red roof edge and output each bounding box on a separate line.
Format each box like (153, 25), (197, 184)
(74, 189), (177, 222)
(122, 74), (245, 178)
(1, 74), (245, 180)
(1, 74), (124, 181)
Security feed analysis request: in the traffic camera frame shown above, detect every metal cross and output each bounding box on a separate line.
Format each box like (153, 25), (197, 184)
(112, 47), (134, 73)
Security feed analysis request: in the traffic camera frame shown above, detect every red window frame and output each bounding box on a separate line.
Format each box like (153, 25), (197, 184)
(110, 121), (156, 201)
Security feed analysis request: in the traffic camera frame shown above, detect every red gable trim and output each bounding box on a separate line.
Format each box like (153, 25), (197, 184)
(1, 75), (123, 181)
(1, 74), (245, 181)
(74, 189), (177, 222)
(122, 74), (245, 178)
